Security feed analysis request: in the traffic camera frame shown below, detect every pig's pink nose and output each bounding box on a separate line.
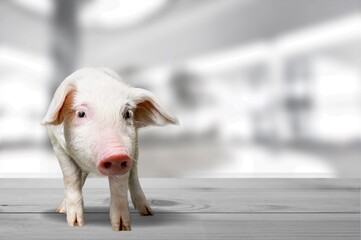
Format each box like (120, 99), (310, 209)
(97, 154), (132, 176)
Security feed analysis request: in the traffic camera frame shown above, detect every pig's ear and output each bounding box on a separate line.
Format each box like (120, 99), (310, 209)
(42, 80), (75, 125)
(132, 88), (179, 128)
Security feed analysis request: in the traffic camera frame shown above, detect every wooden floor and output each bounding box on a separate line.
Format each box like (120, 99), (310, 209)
(0, 178), (360, 239)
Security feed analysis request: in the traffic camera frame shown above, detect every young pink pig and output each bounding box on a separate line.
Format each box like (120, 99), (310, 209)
(42, 68), (178, 231)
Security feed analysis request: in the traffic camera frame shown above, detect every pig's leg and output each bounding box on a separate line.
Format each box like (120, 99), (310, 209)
(57, 172), (88, 213)
(53, 146), (85, 227)
(109, 174), (131, 231)
(129, 162), (154, 216)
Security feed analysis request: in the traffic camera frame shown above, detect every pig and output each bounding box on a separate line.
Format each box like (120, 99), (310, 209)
(42, 68), (178, 231)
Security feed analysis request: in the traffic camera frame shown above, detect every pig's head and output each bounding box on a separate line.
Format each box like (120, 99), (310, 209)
(42, 68), (178, 176)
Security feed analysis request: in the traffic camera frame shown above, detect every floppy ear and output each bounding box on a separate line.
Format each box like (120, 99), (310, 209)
(132, 88), (179, 128)
(42, 79), (75, 125)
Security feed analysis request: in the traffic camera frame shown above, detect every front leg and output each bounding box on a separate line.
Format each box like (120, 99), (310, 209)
(57, 172), (88, 214)
(51, 143), (84, 227)
(62, 169), (84, 227)
(129, 162), (154, 216)
(109, 175), (131, 231)
(47, 127), (85, 227)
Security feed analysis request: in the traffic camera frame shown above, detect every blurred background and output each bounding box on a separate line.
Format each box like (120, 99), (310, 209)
(0, 0), (360, 178)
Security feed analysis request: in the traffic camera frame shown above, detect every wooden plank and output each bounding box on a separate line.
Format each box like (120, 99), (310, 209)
(1, 178), (359, 190)
(0, 187), (359, 213)
(0, 179), (359, 213)
(0, 213), (359, 240)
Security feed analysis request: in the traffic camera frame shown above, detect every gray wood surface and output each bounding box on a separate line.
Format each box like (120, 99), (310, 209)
(0, 178), (360, 240)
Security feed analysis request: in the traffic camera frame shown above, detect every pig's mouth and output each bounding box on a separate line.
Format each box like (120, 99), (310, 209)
(97, 153), (132, 176)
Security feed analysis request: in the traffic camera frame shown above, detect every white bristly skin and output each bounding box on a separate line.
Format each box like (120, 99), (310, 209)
(42, 68), (178, 231)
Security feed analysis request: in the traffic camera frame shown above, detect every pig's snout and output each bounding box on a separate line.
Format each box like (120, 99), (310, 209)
(97, 153), (132, 176)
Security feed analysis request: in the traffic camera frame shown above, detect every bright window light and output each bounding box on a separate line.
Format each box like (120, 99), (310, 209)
(80, 0), (168, 28)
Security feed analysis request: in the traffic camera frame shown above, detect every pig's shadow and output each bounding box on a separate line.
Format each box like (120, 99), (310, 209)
(42, 199), (186, 228)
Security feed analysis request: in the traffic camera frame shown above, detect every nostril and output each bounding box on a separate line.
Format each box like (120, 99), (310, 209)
(103, 162), (112, 169)
(121, 161), (127, 168)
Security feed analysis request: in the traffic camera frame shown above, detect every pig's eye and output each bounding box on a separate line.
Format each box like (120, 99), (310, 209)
(124, 109), (133, 120)
(77, 110), (86, 118)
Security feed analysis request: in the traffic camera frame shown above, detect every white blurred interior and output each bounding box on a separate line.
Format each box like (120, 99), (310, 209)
(0, 0), (360, 178)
